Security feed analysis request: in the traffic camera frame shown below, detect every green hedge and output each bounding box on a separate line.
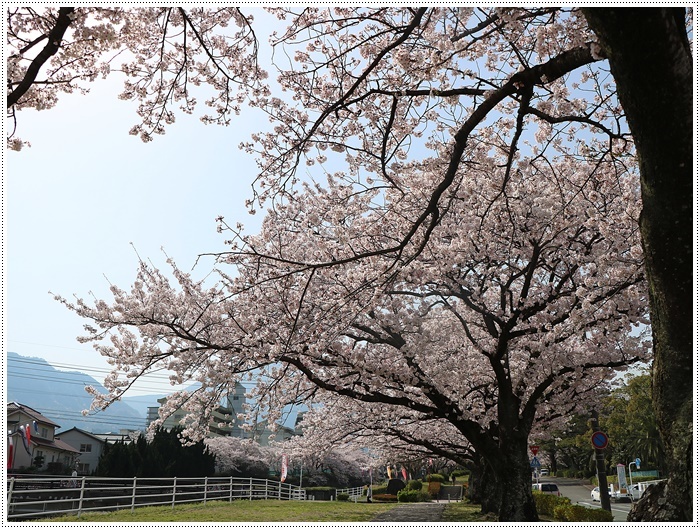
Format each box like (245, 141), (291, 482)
(336, 493), (350, 502)
(553, 504), (614, 522)
(591, 474), (659, 486)
(426, 473), (445, 483)
(407, 479), (423, 491)
(397, 489), (433, 503)
(532, 491), (571, 516)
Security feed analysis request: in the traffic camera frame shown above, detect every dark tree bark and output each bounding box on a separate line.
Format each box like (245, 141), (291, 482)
(7, 7), (75, 108)
(582, 8), (693, 522)
(492, 430), (539, 522)
(467, 455), (500, 515)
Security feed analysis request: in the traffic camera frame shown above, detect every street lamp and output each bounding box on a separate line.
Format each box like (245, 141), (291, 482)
(628, 458), (641, 490)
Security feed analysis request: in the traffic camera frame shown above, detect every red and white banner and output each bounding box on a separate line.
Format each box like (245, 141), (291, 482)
(280, 454), (288, 482)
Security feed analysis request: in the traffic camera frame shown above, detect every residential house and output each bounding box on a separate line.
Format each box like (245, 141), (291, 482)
(54, 428), (105, 475)
(7, 402), (80, 472)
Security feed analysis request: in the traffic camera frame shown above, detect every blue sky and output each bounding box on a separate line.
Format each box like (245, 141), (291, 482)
(5, 75), (264, 395)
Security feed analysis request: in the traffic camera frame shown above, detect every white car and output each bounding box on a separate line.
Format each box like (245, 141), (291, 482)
(539, 469), (549, 476)
(591, 487), (601, 501)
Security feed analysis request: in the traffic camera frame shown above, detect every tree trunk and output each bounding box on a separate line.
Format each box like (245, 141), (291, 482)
(467, 456), (500, 515)
(582, 8), (693, 522)
(493, 442), (539, 522)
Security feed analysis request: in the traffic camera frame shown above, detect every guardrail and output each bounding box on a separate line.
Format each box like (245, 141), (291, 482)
(7, 475), (306, 520)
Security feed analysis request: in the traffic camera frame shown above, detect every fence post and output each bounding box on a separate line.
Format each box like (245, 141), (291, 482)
(7, 477), (15, 514)
(249, 477), (253, 501)
(229, 476), (233, 502)
(278, 480), (282, 500)
(131, 477), (137, 513)
(204, 476), (209, 505)
(76, 477), (87, 518)
(172, 477), (177, 509)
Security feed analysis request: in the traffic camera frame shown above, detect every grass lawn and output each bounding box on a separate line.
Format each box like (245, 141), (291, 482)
(442, 502), (500, 522)
(40, 499), (397, 523)
(38, 492), (502, 523)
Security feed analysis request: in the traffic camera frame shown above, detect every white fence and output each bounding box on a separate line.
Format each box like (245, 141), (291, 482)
(6, 475), (306, 520)
(335, 486), (365, 502)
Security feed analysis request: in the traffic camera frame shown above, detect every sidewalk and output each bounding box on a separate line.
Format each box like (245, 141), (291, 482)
(370, 502), (446, 522)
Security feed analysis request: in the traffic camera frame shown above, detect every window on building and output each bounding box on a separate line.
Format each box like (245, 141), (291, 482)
(40, 427), (48, 438)
(77, 462), (90, 474)
(79, 444), (92, 453)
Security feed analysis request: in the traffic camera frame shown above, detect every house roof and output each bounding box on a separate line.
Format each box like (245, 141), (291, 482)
(6, 402), (60, 428)
(55, 427), (106, 444)
(32, 437), (81, 454)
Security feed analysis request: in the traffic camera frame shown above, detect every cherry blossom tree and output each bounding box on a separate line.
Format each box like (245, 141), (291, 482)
(204, 436), (276, 478)
(58, 132), (648, 520)
(274, 434), (375, 488)
(14, 6), (690, 521)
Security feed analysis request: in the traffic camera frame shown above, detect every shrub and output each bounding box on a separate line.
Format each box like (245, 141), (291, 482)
(553, 503), (614, 522)
(630, 474), (661, 484)
(336, 493), (350, 502)
(398, 489), (433, 503)
(584, 508), (615, 522)
(407, 479), (423, 491)
(426, 473), (445, 483)
(532, 491), (571, 516)
(371, 485), (388, 495)
(302, 486), (336, 501)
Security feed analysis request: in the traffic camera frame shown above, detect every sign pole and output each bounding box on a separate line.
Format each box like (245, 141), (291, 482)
(590, 410), (611, 513)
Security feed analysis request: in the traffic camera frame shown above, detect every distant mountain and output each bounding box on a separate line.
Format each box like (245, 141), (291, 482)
(119, 393), (165, 418)
(7, 351), (147, 434)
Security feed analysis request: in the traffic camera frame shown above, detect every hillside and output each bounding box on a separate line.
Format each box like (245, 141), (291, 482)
(7, 352), (147, 433)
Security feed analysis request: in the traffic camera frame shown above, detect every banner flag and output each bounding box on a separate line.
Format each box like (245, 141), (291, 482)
(280, 454), (288, 482)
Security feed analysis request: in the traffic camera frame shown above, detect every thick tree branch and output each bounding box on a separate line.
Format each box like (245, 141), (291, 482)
(7, 7), (75, 108)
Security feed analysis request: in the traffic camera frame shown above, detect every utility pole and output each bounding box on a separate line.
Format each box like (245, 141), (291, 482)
(590, 410), (611, 513)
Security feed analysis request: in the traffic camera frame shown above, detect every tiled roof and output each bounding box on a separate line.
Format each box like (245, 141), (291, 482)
(32, 437), (81, 454)
(7, 402), (60, 428)
(55, 427), (106, 443)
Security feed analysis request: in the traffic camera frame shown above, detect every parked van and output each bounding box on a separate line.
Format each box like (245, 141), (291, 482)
(532, 483), (560, 496)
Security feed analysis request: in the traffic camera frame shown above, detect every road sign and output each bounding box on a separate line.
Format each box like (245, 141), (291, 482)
(529, 445), (539, 455)
(591, 431), (609, 450)
(530, 456), (541, 469)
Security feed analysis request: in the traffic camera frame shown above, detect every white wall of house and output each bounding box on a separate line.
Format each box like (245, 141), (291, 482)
(55, 429), (105, 475)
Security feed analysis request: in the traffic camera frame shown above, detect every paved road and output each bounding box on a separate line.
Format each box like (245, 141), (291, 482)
(369, 502), (445, 522)
(546, 477), (632, 522)
(368, 478), (633, 522)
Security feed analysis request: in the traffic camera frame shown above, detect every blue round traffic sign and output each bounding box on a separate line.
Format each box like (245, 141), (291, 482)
(591, 431), (609, 449)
